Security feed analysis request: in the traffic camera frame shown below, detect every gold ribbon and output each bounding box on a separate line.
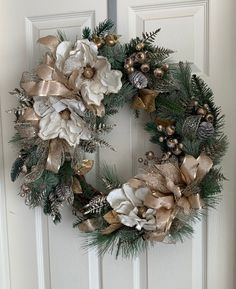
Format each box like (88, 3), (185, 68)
(37, 35), (59, 53)
(101, 210), (122, 235)
(79, 218), (100, 233)
(46, 139), (64, 173)
(74, 159), (94, 175)
(132, 89), (159, 112)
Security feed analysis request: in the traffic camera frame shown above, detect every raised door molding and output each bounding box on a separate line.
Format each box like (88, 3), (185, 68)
(25, 11), (95, 69)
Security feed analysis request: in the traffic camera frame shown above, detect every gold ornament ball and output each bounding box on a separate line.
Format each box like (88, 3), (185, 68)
(138, 157), (144, 163)
(92, 36), (105, 48)
(205, 113), (214, 122)
(83, 66), (95, 79)
(105, 34), (118, 46)
(154, 68), (164, 78)
(173, 138), (178, 144)
(135, 52), (146, 63)
(157, 124), (163, 132)
(197, 107), (207, 116)
(172, 147), (182, 155)
(136, 42), (145, 51)
(126, 66), (135, 74)
(125, 58), (134, 67)
(166, 125), (175, 136)
(159, 136), (164, 142)
(140, 63), (150, 73)
(167, 139), (176, 148)
(203, 103), (210, 111)
(162, 63), (169, 72)
(178, 143), (184, 150)
(124, 63), (131, 70)
(192, 99), (198, 107)
(146, 151), (155, 160)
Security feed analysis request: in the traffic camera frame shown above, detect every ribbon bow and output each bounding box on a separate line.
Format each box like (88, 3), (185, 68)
(132, 89), (159, 112)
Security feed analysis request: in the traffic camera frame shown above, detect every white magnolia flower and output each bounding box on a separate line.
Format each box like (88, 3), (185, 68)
(55, 39), (122, 108)
(107, 183), (157, 231)
(33, 96), (91, 147)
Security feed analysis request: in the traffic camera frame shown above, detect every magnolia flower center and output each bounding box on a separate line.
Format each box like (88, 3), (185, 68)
(60, 109), (71, 120)
(82, 65), (96, 79)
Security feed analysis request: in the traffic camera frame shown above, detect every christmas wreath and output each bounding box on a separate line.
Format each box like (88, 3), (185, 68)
(9, 20), (227, 258)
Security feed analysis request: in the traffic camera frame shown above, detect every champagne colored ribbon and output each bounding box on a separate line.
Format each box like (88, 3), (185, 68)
(101, 210), (122, 235)
(37, 35), (59, 53)
(46, 139), (64, 173)
(132, 89), (159, 112)
(79, 218), (100, 233)
(75, 159), (94, 175)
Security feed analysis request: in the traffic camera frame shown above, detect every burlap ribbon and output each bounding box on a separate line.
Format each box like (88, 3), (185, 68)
(132, 89), (159, 112)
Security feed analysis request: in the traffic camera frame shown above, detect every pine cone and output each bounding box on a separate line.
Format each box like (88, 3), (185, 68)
(129, 71), (148, 89)
(197, 121), (214, 140)
(182, 115), (202, 138)
(83, 195), (108, 215)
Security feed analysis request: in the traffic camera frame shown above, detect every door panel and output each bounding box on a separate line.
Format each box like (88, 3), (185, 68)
(0, 0), (235, 289)
(0, 2), (107, 289)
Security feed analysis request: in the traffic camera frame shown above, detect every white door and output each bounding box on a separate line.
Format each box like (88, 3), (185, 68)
(0, 0), (235, 289)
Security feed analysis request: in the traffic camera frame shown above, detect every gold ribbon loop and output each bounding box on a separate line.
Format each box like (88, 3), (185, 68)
(37, 35), (59, 53)
(144, 194), (174, 210)
(46, 139), (64, 173)
(132, 89), (159, 112)
(79, 218), (100, 233)
(101, 211), (122, 235)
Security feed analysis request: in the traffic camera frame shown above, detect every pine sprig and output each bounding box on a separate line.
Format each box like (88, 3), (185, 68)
(142, 28), (161, 44)
(82, 27), (92, 39)
(93, 19), (114, 37)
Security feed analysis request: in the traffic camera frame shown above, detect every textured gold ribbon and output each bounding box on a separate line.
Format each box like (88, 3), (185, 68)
(79, 218), (100, 233)
(132, 89), (159, 112)
(46, 139), (64, 173)
(101, 210), (122, 235)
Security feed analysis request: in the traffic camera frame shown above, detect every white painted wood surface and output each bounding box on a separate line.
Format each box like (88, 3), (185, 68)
(0, 0), (235, 289)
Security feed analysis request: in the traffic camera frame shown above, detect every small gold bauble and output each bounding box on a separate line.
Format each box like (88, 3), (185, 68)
(203, 103), (210, 110)
(154, 68), (164, 78)
(178, 143), (184, 150)
(197, 107), (207, 116)
(138, 157), (144, 163)
(92, 35), (105, 48)
(172, 147), (182, 155)
(105, 34), (118, 46)
(205, 113), (214, 122)
(173, 138), (178, 144)
(146, 151), (155, 160)
(126, 66), (135, 74)
(125, 58), (134, 67)
(162, 63), (169, 72)
(167, 139), (176, 148)
(83, 66), (95, 79)
(157, 124), (163, 132)
(191, 99), (198, 107)
(124, 63), (131, 70)
(136, 42), (145, 51)
(165, 125), (175, 136)
(60, 109), (71, 120)
(135, 52), (146, 63)
(159, 136), (164, 142)
(140, 63), (150, 73)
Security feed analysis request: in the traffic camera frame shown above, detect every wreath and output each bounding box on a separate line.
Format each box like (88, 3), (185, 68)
(9, 20), (228, 258)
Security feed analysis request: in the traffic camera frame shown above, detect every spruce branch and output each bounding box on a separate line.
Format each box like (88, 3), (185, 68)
(93, 19), (114, 37)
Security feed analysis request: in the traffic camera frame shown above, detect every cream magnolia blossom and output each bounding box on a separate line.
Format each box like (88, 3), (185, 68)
(55, 39), (122, 109)
(107, 183), (157, 231)
(33, 96), (91, 147)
